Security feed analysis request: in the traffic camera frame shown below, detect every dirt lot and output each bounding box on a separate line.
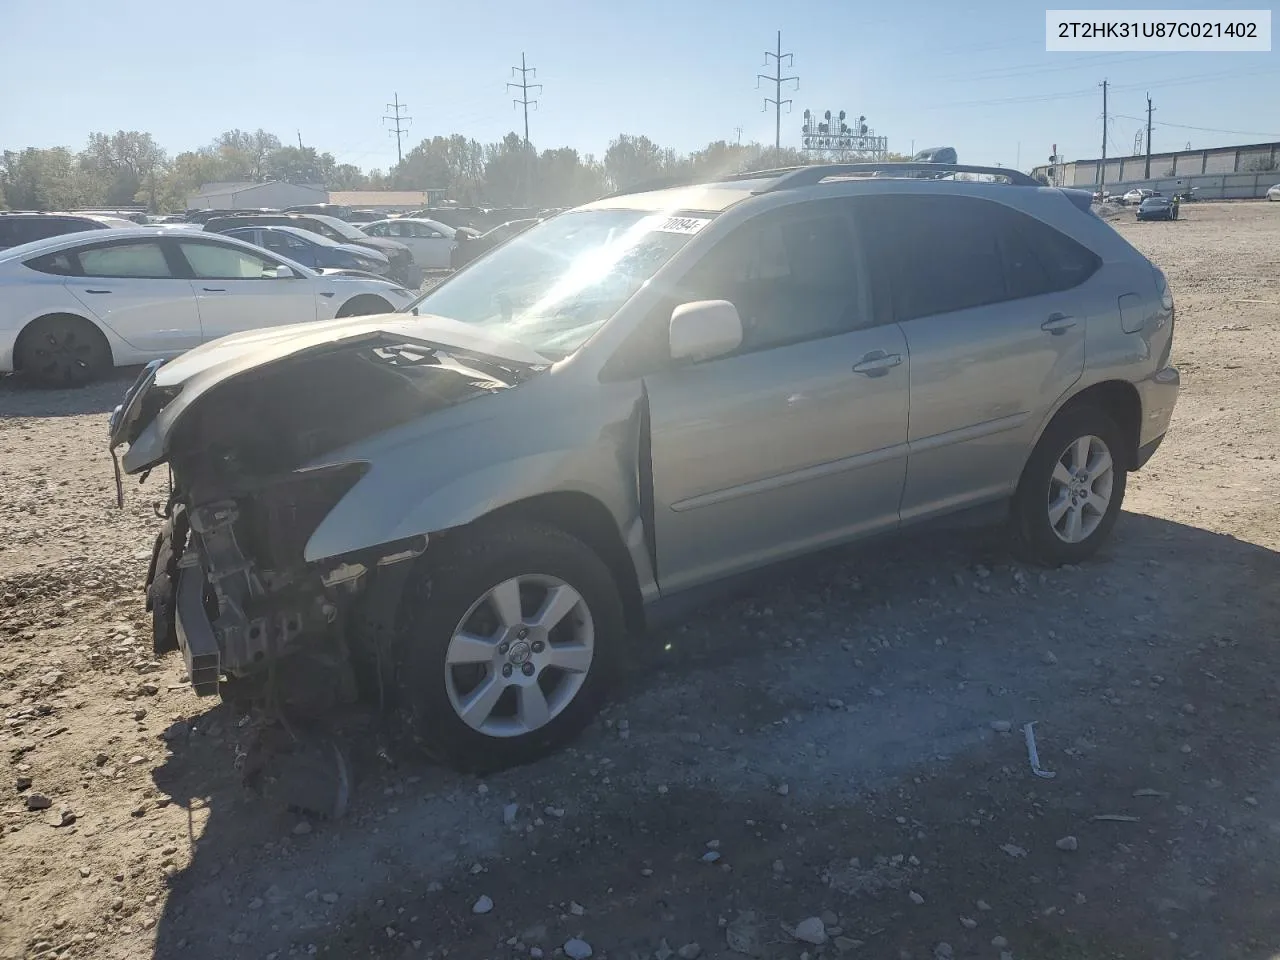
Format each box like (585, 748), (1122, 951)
(1, 200), (1278, 960)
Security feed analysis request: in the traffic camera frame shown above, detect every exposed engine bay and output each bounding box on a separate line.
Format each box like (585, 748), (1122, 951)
(113, 334), (541, 814)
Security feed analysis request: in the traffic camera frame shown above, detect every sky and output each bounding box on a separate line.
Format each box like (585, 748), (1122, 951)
(1, 0), (1277, 173)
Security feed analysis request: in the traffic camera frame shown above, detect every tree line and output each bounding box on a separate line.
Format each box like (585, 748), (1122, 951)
(0, 128), (910, 213)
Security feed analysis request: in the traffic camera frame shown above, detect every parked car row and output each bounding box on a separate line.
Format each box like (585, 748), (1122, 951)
(0, 228), (416, 385)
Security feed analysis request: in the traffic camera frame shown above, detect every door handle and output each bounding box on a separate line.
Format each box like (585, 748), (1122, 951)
(852, 351), (903, 376)
(1041, 313), (1077, 334)
(201, 287), (227, 292)
(84, 289), (111, 294)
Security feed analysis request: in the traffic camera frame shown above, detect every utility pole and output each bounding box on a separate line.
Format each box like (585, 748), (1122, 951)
(734, 126), (743, 146)
(1099, 79), (1108, 186)
(383, 93), (412, 166)
(757, 31), (797, 159)
(507, 53), (542, 206)
(297, 129), (304, 149)
(508, 53), (542, 146)
(1144, 93), (1155, 179)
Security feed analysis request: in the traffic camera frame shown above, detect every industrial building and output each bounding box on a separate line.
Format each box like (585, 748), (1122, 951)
(1031, 140), (1279, 199)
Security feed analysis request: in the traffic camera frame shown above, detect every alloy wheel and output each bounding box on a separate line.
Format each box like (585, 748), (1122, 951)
(1047, 434), (1115, 543)
(444, 574), (595, 738)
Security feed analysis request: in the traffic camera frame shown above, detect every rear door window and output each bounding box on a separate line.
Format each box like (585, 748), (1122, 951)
(858, 195), (1007, 321)
(78, 241), (173, 278)
(858, 194), (1099, 320)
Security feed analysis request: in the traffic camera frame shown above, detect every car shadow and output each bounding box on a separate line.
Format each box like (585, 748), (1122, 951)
(0, 366), (144, 418)
(146, 511), (1280, 959)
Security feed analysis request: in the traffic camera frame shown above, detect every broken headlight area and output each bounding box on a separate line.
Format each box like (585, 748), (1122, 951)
(139, 337), (511, 708)
(154, 463), (371, 699)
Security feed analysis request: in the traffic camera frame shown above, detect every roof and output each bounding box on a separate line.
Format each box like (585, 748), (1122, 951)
(192, 181), (257, 193)
(328, 191), (443, 207)
(0, 226), (293, 264)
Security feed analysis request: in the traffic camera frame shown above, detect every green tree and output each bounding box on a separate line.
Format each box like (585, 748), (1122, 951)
(1, 147), (104, 210)
(328, 163), (369, 190)
(211, 129), (282, 180)
(82, 131), (167, 208)
(263, 145), (334, 183)
(481, 133), (535, 206)
(602, 134), (669, 191)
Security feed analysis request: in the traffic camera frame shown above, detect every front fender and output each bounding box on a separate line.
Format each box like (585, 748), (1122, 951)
(300, 378), (646, 564)
(302, 448), (623, 563)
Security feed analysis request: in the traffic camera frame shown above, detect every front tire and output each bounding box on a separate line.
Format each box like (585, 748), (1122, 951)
(16, 314), (111, 387)
(395, 522), (624, 773)
(1010, 405), (1128, 566)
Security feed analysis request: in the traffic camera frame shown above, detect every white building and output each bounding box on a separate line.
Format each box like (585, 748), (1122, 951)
(187, 180), (327, 211)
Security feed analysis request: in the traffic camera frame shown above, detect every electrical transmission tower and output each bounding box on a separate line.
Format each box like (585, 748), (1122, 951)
(508, 53), (542, 146)
(383, 93), (412, 165)
(757, 31), (798, 157)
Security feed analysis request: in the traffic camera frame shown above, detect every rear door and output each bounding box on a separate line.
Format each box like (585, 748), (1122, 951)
(60, 238), (203, 353)
(858, 193), (1098, 522)
(172, 237), (316, 340)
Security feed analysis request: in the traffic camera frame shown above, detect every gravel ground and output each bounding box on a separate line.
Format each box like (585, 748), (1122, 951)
(1, 201), (1278, 960)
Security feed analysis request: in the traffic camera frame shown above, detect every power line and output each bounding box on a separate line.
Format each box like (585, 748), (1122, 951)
(382, 93), (412, 166)
(1113, 114), (1280, 140)
(757, 30), (798, 155)
(928, 65), (1280, 109)
(941, 51), (1168, 83)
(507, 52), (542, 146)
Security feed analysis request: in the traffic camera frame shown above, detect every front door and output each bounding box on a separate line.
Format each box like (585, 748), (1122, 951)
(643, 201), (910, 593)
(856, 193), (1094, 522)
(62, 238), (203, 354)
(172, 238), (317, 340)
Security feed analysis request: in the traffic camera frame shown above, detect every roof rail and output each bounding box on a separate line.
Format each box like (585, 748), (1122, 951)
(600, 166), (804, 200)
(760, 162), (1040, 190)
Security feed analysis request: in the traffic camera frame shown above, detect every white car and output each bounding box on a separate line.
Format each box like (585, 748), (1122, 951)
(361, 218), (457, 270)
(0, 227), (417, 386)
(1267, 183), (1280, 201)
(1121, 188), (1155, 206)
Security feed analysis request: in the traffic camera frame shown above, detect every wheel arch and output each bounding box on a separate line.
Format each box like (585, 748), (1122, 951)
(12, 311), (115, 373)
(335, 293), (394, 318)
(1031, 379), (1143, 472)
(472, 491), (647, 638)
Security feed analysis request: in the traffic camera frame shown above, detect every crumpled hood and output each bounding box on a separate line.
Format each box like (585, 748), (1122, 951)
(114, 313), (548, 473)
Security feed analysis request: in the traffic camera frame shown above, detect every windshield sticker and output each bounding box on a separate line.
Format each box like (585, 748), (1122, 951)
(655, 216), (712, 235)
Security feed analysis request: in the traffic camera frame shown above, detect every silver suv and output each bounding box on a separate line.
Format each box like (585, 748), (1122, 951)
(110, 163), (1180, 772)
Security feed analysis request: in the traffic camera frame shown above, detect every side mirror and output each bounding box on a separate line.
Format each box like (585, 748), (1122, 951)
(669, 300), (743, 363)
(274, 264), (294, 279)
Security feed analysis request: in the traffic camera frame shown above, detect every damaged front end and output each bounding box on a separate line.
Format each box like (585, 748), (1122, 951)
(111, 325), (542, 726)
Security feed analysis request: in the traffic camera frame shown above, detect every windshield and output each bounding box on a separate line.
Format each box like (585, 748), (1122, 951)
(310, 215), (367, 241)
(406, 209), (711, 358)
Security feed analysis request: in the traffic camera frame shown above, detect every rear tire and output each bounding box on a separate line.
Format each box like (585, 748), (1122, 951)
(1010, 405), (1128, 566)
(15, 314), (111, 387)
(335, 295), (393, 318)
(394, 522), (624, 773)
